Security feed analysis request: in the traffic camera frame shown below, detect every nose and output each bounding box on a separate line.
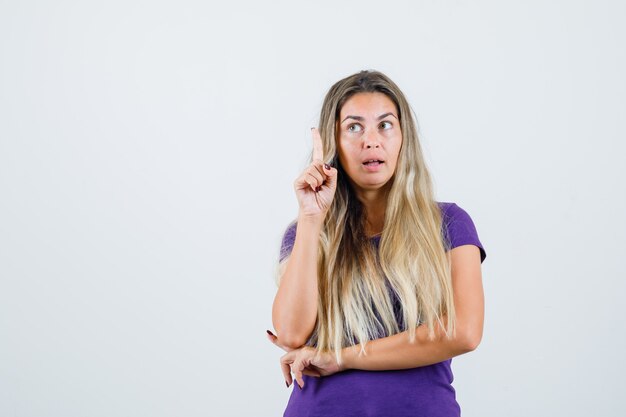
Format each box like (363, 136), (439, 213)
(363, 130), (381, 149)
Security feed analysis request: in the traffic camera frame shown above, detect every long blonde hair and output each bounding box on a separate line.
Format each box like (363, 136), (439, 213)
(277, 70), (456, 363)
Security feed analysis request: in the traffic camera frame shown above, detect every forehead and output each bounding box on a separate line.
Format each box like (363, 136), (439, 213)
(339, 92), (397, 118)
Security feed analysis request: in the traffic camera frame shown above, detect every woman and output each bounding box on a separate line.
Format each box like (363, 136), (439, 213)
(267, 70), (487, 417)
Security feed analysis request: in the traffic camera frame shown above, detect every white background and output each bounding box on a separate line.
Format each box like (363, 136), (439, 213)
(1, 1), (624, 416)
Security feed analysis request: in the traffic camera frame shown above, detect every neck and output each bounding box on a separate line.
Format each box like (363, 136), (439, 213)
(353, 184), (392, 237)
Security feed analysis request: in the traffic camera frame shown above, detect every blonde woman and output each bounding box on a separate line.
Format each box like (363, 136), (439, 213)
(267, 70), (487, 417)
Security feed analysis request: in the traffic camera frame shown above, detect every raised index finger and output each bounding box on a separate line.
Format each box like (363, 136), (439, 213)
(311, 128), (323, 162)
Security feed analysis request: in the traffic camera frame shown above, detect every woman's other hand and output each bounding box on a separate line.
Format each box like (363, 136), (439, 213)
(280, 346), (342, 389)
(267, 329), (341, 388)
(294, 128), (338, 220)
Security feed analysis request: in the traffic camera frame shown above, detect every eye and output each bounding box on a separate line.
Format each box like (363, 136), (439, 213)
(379, 121), (393, 130)
(347, 123), (363, 133)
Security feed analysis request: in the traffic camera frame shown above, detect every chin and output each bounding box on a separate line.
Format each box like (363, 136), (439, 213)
(355, 179), (393, 191)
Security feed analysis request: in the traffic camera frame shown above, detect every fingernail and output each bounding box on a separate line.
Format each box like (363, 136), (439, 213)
(286, 381), (289, 388)
(266, 329), (274, 336)
(324, 163), (330, 170)
(310, 127), (315, 131)
(298, 383), (303, 390)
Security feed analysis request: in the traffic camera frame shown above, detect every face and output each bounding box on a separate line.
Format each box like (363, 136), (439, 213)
(336, 92), (402, 194)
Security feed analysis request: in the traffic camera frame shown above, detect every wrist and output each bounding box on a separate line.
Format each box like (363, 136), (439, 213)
(297, 213), (325, 228)
(339, 345), (358, 372)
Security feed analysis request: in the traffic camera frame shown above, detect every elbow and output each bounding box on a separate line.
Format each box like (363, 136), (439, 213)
(272, 314), (315, 350)
(463, 333), (482, 352)
(271, 320), (311, 350)
(276, 333), (308, 350)
(456, 325), (482, 353)
(461, 330), (482, 352)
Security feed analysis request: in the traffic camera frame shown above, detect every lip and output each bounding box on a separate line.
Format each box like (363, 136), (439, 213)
(361, 155), (385, 164)
(362, 161), (385, 172)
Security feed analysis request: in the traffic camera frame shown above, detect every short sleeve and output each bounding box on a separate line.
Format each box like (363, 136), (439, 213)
(279, 221), (297, 262)
(441, 202), (487, 264)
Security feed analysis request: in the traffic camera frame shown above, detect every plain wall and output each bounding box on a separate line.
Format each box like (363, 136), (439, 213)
(1, 1), (624, 416)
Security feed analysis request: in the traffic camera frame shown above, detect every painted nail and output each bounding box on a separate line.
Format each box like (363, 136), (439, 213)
(286, 381), (289, 388)
(324, 163), (330, 170)
(266, 329), (274, 336)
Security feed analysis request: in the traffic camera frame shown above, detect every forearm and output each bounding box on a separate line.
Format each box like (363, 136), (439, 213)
(272, 215), (323, 348)
(340, 318), (476, 371)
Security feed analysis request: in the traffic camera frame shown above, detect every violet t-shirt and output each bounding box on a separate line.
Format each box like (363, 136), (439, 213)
(278, 202), (486, 417)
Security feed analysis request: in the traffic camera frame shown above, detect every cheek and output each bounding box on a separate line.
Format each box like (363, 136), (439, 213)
(389, 142), (402, 166)
(337, 142), (353, 165)
(337, 148), (350, 171)
(394, 137), (403, 159)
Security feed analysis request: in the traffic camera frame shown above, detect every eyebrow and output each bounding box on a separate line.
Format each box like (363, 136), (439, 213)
(340, 112), (398, 124)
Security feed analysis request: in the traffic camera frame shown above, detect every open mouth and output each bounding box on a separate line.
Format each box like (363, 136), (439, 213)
(363, 159), (384, 166)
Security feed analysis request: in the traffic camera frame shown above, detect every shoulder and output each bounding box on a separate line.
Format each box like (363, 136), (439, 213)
(437, 201), (471, 225)
(279, 220), (298, 262)
(437, 201), (487, 263)
(437, 201), (457, 218)
(283, 220), (297, 240)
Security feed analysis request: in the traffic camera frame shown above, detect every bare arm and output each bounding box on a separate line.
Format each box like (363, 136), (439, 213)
(271, 216), (324, 349)
(340, 244), (485, 371)
(272, 128), (338, 350)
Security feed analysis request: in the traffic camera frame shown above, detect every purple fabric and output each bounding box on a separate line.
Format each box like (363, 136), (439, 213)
(278, 202), (486, 417)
